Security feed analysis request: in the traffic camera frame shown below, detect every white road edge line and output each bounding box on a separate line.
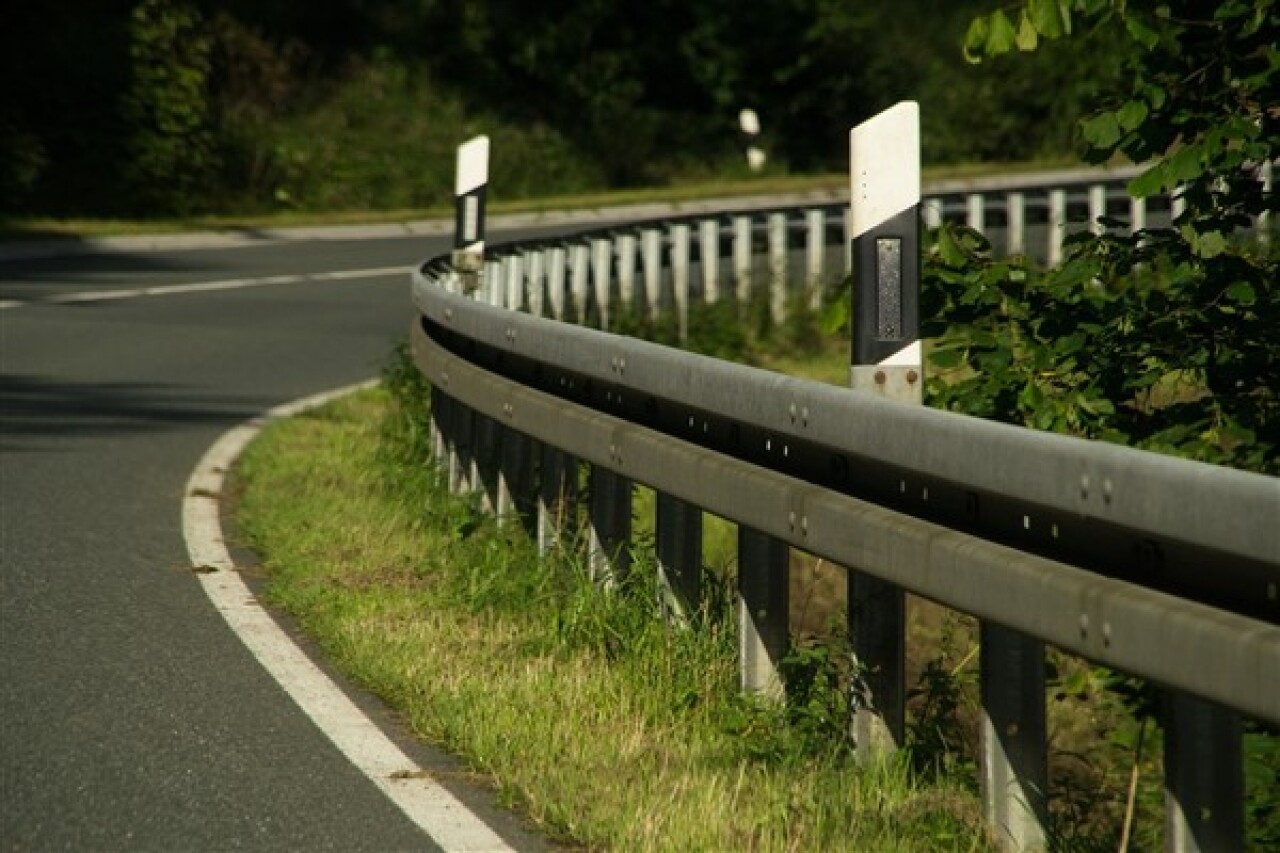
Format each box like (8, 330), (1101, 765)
(1, 265), (407, 310)
(182, 381), (515, 853)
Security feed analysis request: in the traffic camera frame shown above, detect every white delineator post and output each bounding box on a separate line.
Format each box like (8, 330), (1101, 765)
(846, 101), (920, 761)
(453, 135), (490, 293)
(739, 108), (766, 172)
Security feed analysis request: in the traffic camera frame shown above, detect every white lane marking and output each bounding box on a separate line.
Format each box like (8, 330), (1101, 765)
(1, 265), (407, 310)
(182, 382), (515, 853)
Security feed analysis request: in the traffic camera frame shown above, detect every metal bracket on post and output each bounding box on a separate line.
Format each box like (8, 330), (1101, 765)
(452, 135), (489, 294)
(847, 101), (920, 760)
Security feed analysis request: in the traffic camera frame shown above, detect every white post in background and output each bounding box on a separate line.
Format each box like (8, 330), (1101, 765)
(1047, 189), (1067, 266)
(452, 136), (490, 293)
(806, 208), (825, 308)
(526, 251), (546, 318)
(591, 239), (613, 330)
(1006, 192), (1026, 256)
(547, 247), (567, 320)
(570, 243), (590, 323)
(642, 228), (663, 321)
(503, 255), (523, 311)
(700, 219), (720, 304)
(966, 193), (985, 233)
(768, 212), (788, 324)
(618, 233), (638, 315)
(733, 215), (753, 305)
(1089, 184), (1107, 236)
(672, 224), (691, 344)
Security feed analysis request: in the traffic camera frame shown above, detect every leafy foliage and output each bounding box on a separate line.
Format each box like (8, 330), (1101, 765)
(936, 1), (1279, 473)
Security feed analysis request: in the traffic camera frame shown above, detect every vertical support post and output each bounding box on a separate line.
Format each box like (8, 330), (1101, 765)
(537, 446), (578, 556)
(617, 233), (638, 315)
(448, 397), (473, 495)
(570, 243), (591, 323)
(847, 100), (920, 760)
(484, 260), (503, 307)
(591, 238), (613, 330)
(1130, 195), (1148, 235)
(526, 250), (546, 318)
(472, 414), (501, 514)
(588, 466), (632, 587)
(1047, 188), (1067, 266)
(547, 247), (568, 320)
(979, 623), (1049, 851)
(452, 135), (489, 293)
(922, 198), (943, 230)
(700, 219), (720, 304)
(1164, 693), (1243, 853)
(656, 493), (702, 626)
(429, 386), (448, 469)
(806, 208), (825, 308)
(768, 211), (788, 325)
(672, 224), (691, 344)
(737, 526), (789, 701)
(966, 193), (985, 233)
(1089, 184), (1107, 236)
(496, 425), (531, 525)
(1006, 192), (1026, 256)
(642, 228), (663, 321)
(733, 215), (753, 306)
(503, 254), (524, 311)
(844, 206), (856, 273)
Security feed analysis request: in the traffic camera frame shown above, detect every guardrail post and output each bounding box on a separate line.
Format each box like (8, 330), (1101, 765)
(1047, 189), (1066, 266)
(979, 623), (1048, 851)
(642, 228), (663, 322)
(805, 208), (825, 308)
(768, 211), (788, 324)
(484, 260), (503, 307)
(591, 238), (613, 330)
(503, 254), (524, 311)
(617, 232), (638, 315)
(570, 243), (591, 324)
(537, 446), (578, 556)
(472, 413), (501, 513)
(429, 386), (448, 469)
(700, 219), (720, 304)
(733, 215), (753, 307)
(847, 101), (921, 759)
(672, 224), (691, 344)
(966, 193), (985, 233)
(922, 198), (943, 230)
(588, 465), (632, 587)
(737, 526), (789, 701)
(1130, 195), (1147, 234)
(449, 398), (474, 495)
(548, 247), (567, 320)
(656, 493), (702, 626)
(526, 251), (546, 318)
(1006, 192), (1025, 255)
(497, 424), (532, 525)
(1089, 184), (1107, 236)
(843, 206), (855, 273)
(1164, 692), (1243, 853)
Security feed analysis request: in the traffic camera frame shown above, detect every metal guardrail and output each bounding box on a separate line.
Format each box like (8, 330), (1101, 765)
(411, 166), (1278, 852)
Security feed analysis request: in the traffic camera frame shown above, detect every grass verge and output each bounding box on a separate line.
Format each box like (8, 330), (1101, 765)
(232, 372), (991, 850)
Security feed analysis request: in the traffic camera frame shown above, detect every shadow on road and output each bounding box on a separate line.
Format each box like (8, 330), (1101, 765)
(0, 373), (268, 451)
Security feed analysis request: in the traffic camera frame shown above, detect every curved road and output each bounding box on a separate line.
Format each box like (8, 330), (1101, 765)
(0, 231), (552, 850)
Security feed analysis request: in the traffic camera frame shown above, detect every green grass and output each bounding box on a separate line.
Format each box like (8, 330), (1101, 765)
(232, 380), (991, 851)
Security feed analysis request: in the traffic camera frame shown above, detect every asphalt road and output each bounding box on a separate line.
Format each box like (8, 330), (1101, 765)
(0, 232), (550, 850)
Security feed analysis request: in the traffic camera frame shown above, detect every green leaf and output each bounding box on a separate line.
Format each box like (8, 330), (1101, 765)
(1028, 0), (1066, 38)
(1123, 14), (1160, 50)
(1194, 230), (1227, 259)
(962, 17), (989, 64)
(1225, 282), (1256, 304)
(1016, 11), (1039, 51)
(1081, 112), (1123, 149)
(1127, 164), (1166, 198)
(1165, 146), (1203, 183)
(1115, 99), (1149, 132)
(985, 10), (1018, 57)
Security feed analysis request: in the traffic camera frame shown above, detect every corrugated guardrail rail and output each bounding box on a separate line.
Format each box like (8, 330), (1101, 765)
(410, 167), (1279, 852)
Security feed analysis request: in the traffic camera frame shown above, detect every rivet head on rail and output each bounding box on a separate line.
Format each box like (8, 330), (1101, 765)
(874, 370), (887, 386)
(789, 403), (798, 423)
(1079, 613), (1089, 638)
(906, 370), (919, 384)
(444, 308), (454, 321)
(1080, 474), (1090, 500)
(1103, 478), (1113, 505)
(1102, 622), (1112, 647)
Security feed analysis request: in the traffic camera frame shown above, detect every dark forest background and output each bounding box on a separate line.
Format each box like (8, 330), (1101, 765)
(0, 0), (1125, 218)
